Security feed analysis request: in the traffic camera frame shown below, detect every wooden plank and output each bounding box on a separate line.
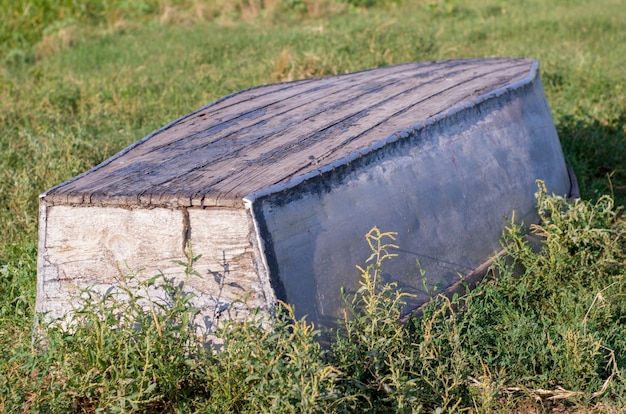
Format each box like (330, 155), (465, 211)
(43, 58), (534, 208)
(214, 61), (531, 204)
(37, 206), (185, 317)
(187, 208), (275, 316)
(44, 64), (421, 206)
(36, 204), (272, 328)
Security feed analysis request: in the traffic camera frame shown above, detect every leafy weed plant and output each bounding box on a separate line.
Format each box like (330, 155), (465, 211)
(2, 188), (626, 412)
(6, 249), (211, 412)
(202, 304), (350, 413)
(454, 182), (626, 410)
(332, 228), (470, 413)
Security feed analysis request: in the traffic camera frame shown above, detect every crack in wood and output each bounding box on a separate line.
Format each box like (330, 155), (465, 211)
(182, 208), (191, 254)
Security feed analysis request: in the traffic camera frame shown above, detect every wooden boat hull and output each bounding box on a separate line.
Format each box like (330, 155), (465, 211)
(37, 58), (575, 332)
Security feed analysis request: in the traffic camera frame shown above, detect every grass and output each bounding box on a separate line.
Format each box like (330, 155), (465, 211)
(1, 0), (625, 411)
(3, 192), (625, 412)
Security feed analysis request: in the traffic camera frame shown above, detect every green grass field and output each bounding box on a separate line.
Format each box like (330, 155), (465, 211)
(1, 0), (625, 412)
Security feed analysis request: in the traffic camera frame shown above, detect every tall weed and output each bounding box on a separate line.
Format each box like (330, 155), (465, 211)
(457, 181), (626, 407)
(331, 228), (470, 412)
(7, 250), (211, 412)
(2, 188), (626, 411)
(203, 304), (349, 413)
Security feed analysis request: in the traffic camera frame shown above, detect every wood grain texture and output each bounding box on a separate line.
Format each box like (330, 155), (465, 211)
(37, 58), (574, 332)
(41, 58), (535, 208)
(37, 206), (185, 316)
(36, 205), (272, 328)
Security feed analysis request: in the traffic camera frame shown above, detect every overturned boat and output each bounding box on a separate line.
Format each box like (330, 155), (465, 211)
(37, 58), (576, 332)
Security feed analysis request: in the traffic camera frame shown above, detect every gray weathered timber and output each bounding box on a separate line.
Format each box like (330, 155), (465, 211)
(37, 58), (575, 331)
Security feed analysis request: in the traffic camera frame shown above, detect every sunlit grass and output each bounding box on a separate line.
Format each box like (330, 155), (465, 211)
(1, 0), (625, 411)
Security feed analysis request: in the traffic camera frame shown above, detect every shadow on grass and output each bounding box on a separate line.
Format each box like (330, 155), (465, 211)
(557, 110), (626, 205)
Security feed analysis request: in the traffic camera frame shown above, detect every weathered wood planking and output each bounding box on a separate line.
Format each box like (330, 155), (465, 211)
(38, 58), (575, 331)
(43, 58), (534, 208)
